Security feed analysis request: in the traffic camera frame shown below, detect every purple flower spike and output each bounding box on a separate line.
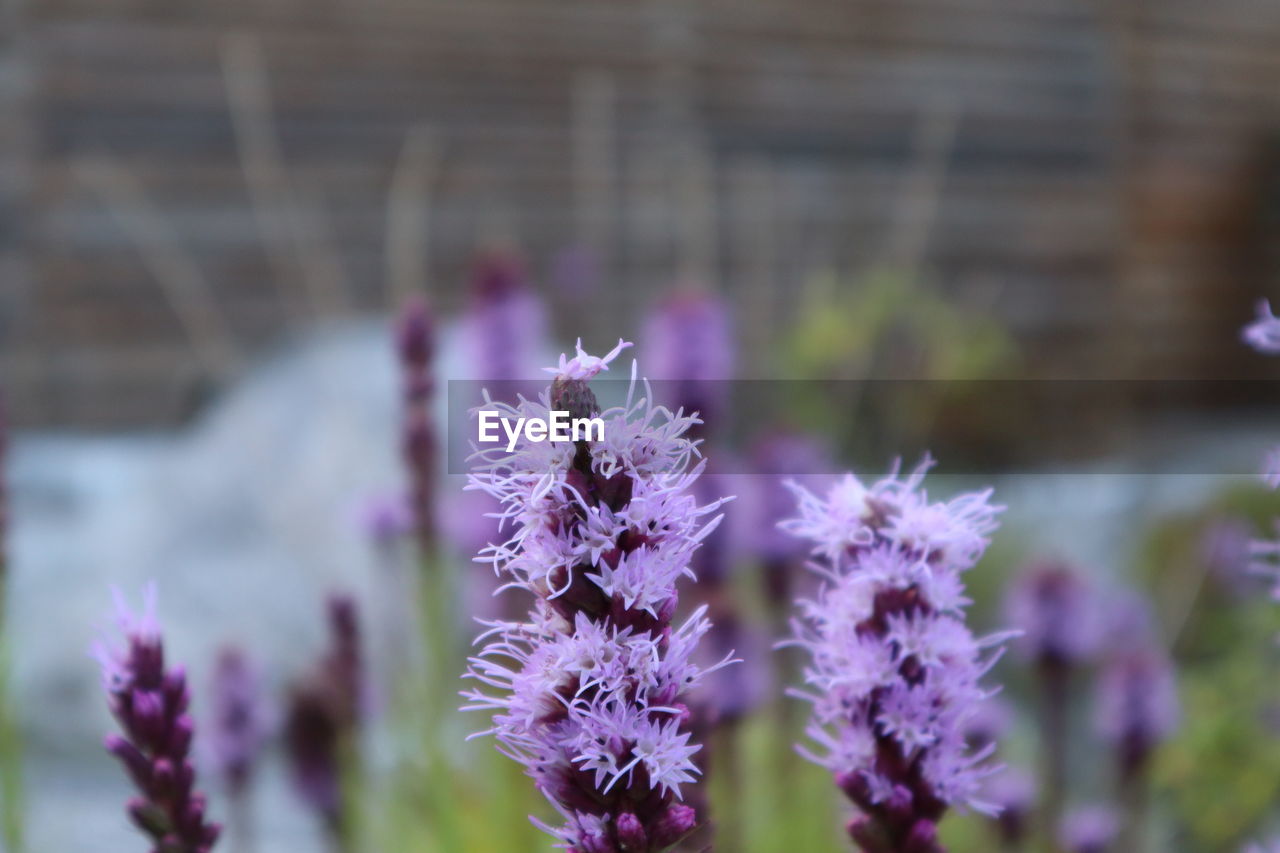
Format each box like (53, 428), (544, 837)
(208, 646), (267, 797)
(1058, 805), (1119, 853)
(397, 296), (437, 554)
(95, 586), (221, 853)
(1005, 559), (1100, 669)
(462, 250), (550, 382)
(284, 595), (364, 836)
(1094, 643), (1179, 781)
(464, 342), (733, 852)
(640, 290), (735, 434)
(1243, 299), (1280, 354)
(782, 459), (1010, 852)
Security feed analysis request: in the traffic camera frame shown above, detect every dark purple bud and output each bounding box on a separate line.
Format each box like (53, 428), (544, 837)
(649, 803), (697, 848)
(396, 295), (434, 373)
(127, 797), (171, 836)
(551, 376), (600, 423)
(106, 734), (152, 791)
(168, 715), (194, 758)
(614, 812), (646, 850)
(903, 819), (941, 853)
(848, 816), (891, 853)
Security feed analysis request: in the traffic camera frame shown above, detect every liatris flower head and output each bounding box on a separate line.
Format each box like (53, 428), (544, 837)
(94, 585), (221, 853)
(1057, 805), (1119, 853)
(284, 595), (364, 832)
(1005, 558), (1101, 669)
(1093, 642), (1179, 782)
(640, 290), (735, 434)
(464, 340), (732, 852)
(207, 646), (267, 798)
(1243, 299), (1280, 354)
(782, 458), (1010, 852)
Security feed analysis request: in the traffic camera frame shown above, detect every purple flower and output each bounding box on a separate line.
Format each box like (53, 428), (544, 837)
(397, 296), (437, 553)
(640, 291), (735, 433)
(1005, 559), (1101, 668)
(1093, 643), (1179, 781)
(782, 459), (1010, 851)
(1243, 300), (1280, 354)
(207, 647), (267, 798)
(94, 585), (221, 853)
(461, 251), (550, 382)
(463, 341), (732, 852)
(1058, 805), (1119, 853)
(284, 596), (363, 835)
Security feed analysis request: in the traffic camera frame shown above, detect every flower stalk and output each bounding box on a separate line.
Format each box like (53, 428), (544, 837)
(95, 586), (221, 853)
(782, 459), (1010, 852)
(464, 340), (732, 852)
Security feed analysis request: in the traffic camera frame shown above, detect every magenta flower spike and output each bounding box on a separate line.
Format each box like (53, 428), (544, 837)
(782, 459), (1011, 852)
(95, 585), (221, 853)
(463, 340), (733, 852)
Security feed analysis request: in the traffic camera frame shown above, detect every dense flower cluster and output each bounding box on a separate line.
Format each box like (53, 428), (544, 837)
(782, 459), (1010, 852)
(463, 341), (731, 852)
(95, 586), (221, 853)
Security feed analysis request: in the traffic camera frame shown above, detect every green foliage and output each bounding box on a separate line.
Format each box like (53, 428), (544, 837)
(0, 634), (23, 853)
